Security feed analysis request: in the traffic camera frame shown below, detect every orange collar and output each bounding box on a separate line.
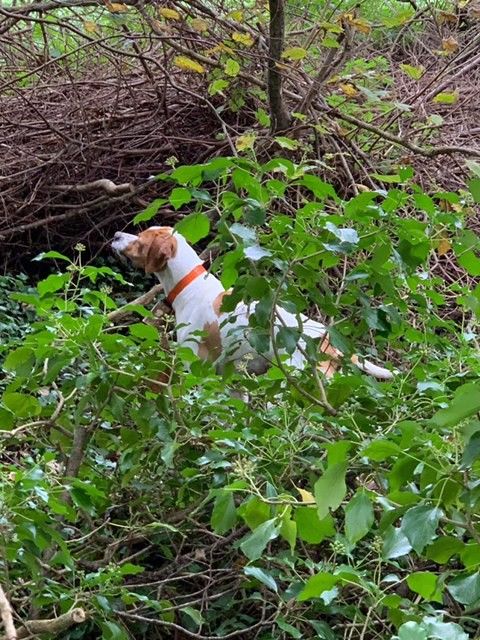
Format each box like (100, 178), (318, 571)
(166, 264), (207, 305)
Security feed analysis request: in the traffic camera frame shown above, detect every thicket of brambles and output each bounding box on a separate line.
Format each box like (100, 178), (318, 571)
(1, 0), (480, 638)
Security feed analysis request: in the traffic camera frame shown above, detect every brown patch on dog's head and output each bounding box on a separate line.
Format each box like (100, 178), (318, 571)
(123, 227), (178, 273)
(198, 321), (222, 362)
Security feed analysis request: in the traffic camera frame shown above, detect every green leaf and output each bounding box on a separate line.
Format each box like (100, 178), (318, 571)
(169, 187), (192, 210)
(129, 323), (159, 341)
(432, 91), (458, 104)
(240, 519), (279, 561)
(407, 571), (438, 600)
(295, 508), (335, 544)
(244, 566), (278, 592)
(176, 213), (210, 243)
(462, 431), (480, 468)
(314, 462), (347, 520)
(447, 572), (480, 605)
(37, 274), (68, 297)
(239, 496), (270, 530)
(426, 536), (464, 564)
(424, 618), (468, 640)
(344, 491), (374, 544)
(276, 618), (302, 638)
(468, 178), (480, 204)
(382, 526), (412, 559)
(208, 79), (229, 96)
(181, 606), (204, 627)
(431, 382), (480, 428)
(282, 46), (307, 60)
(118, 563), (145, 575)
(400, 506), (442, 554)
(3, 347), (35, 377)
(399, 63), (424, 80)
(274, 136), (299, 150)
(361, 439), (401, 461)
(396, 621), (428, 640)
(211, 491), (237, 535)
(33, 250), (71, 262)
(224, 58), (240, 76)
(297, 572), (338, 601)
(279, 515), (296, 553)
(101, 621), (129, 640)
(2, 392), (41, 418)
(302, 175), (337, 199)
(133, 198), (167, 224)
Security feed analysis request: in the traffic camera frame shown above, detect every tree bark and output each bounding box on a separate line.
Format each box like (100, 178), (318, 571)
(268, 0), (290, 132)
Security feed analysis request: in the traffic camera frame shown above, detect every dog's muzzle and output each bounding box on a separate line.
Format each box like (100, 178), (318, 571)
(111, 231), (137, 254)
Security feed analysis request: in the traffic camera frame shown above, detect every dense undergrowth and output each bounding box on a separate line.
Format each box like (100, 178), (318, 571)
(1, 157), (480, 639)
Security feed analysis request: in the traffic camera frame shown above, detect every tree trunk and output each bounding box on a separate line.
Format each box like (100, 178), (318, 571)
(268, 0), (290, 133)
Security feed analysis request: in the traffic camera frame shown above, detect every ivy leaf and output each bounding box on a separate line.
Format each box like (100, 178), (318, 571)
(240, 519), (279, 561)
(361, 439), (401, 461)
(447, 572), (480, 605)
(431, 382), (480, 428)
(400, 506), (443, 554)
(396, 621), (428, 640)
(314, 462), (347, 520)
(244, 566), (278, 592)
(462, 431), (480, 468)
(211, 491), (237, 535)
(407, 571), (438, 600)
(383, 527), (412, 559)
(344, 491), (374, 543)
(295, 508), (335, 544)
(297, 572), (338, 601)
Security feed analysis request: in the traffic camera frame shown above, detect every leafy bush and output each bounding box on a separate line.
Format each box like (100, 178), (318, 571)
(1, 158), (480, 639)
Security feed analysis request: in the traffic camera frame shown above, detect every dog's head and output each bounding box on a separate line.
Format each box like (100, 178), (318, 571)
(111, 226), (178, 273)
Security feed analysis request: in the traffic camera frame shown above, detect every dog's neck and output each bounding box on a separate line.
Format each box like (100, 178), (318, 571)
(155, 237), (223, 309)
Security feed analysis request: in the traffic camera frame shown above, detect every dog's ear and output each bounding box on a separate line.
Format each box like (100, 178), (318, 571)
(144, 234), (177, 273)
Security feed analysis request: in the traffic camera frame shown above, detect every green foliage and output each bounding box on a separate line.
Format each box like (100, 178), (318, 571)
(2, 157), (480, 639)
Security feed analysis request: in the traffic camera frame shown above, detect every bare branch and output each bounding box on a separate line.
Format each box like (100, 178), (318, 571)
(0, 608), (87, 640)
(0, 586), (16, 640)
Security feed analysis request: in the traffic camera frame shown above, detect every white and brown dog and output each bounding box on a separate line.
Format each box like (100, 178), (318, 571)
(111, 226), (394, 380)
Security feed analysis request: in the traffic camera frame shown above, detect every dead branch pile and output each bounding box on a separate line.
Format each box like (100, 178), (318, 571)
(1, 0), (480, 272)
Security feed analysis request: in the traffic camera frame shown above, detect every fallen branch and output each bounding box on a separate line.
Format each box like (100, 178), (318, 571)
(0, 586), (16, 640)
(55, 179), (134, 196)
(107, 284), (167, 323)
(0, 608), (86, 640)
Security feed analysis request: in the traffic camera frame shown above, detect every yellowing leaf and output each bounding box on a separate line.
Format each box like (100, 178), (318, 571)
(282, 47), (307, 60)
(159, 7), (180, 20)
(438, 11), (457, 24)
(232, 31), (254, 47)
(350, 17), (371, 34)
(437, 237), (452, 256)
(400, 63), (424, 80)
(107, 2), (128, 12)
(227, 10), (244, 22)
(339, 83), (358, 98)
(173, 56), (206, 74)
(432, 90), (459, 105)
(235, 133), (256, 152)
(191, 18), (208, 32)
(84, 20), (98, 33)
(205, 43), (234, 56)
(296, 487), (315, 504)
(442, 36), (459, 53)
